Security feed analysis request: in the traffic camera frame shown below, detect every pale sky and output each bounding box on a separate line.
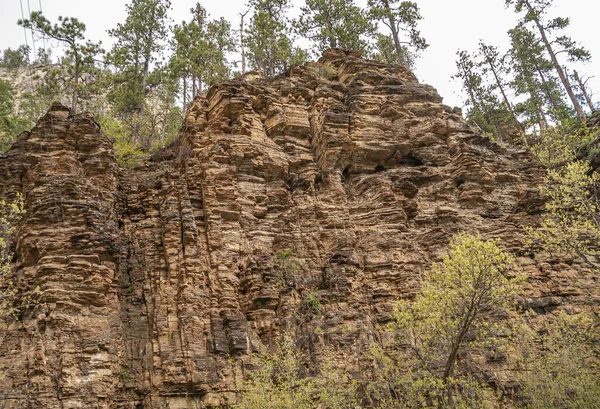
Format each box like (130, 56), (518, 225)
(0, 0), (598, 108)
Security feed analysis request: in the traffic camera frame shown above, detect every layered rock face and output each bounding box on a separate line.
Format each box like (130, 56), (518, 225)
(0, 50), (597, 408)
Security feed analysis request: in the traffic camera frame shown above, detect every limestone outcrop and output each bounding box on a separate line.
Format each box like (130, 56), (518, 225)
(0, 49), (597, 408)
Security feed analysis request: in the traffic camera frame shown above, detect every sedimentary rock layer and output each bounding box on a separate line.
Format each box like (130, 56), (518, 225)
(0, 50), (597, 408)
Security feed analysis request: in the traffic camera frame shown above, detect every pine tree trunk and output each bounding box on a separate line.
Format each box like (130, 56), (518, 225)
(523, 0), (586, 123)
(382, 0), (406, 65)
(240, 9), (250, 74)
(182, 76), (187, 109)
(71, 55), (80, 114)
(536, 67), (563, 118)
(484, 54), (524, 132)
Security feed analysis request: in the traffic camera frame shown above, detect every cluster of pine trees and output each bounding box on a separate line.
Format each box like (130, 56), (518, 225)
(0, 0), (428, 164)
(454, 0), (597, 144)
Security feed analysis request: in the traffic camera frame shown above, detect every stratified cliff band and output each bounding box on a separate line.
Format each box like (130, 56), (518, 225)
(0, 49), (597, 408)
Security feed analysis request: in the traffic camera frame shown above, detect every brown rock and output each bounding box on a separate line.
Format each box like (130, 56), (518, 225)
(0, 53), (597, 408)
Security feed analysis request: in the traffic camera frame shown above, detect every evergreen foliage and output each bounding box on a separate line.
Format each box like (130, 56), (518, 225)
(516, 312), (600, 409)
(296, 0), (376, 56)
(367, 0), (428, 68)
(0, 45), (31, 69)
(244, 0), (306, 77)
(18, 12), (103, 114)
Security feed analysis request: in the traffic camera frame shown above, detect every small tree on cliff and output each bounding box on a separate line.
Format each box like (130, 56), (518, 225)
(527, 161), (600, 269)
(369, 233), (525, 408)
(107, 0), (172, 144)
(235, 336), (358, 409)
(0, 194), (26, 324)
(18, 12), (103, 114)
(516, 311), (600, 409)
(170, 3), (235, 103)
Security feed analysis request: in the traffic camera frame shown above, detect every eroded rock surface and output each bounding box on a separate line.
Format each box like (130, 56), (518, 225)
(1, 50), (598, 408)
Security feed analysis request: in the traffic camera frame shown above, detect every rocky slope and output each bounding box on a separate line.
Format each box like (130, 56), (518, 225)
(0, 49), (597, 408)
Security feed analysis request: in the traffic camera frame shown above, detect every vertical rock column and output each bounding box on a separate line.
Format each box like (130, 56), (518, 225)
(0, 104), (123, 409)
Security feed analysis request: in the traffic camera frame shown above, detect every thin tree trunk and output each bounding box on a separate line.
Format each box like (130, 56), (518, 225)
(192, 76), (197, 98)
(71, 73), (78, 115)
(382, 0), (406, 65)
(483, 53), (525, 133)
(71, 53), (80, 114)
(240, 8), (250, 74)
(536, 67), (563, 118)
(182, 76), (187, 109)
(573, 70), (596, 112)
(523, 0), (586, 123)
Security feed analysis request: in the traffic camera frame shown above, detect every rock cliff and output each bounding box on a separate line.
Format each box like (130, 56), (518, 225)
(0, 49), (597, 408)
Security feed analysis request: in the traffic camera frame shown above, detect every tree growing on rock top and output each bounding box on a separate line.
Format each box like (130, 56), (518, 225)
(295, 0), (376, 57)
(367, 0), (428, 68)
(107, 0), (172, 145)
(505, 0), (591, 124)
(244, 0), (306, 77)
(18, 12), (103, 115)
(170, 3), (235, 106)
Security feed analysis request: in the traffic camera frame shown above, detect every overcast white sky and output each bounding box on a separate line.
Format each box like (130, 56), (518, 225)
(0, 0), (598, 108)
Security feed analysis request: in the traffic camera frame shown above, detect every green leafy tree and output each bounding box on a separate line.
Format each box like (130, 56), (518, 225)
(0, 45), (31, 69)
(505, 0), (591, 123)
(527, 160), (600, 269)
(18, 12), (103, 114)
(296, 0), (376, 56)
(370, 233), (525, 408)
(517, 312), (600, 409)
(244, 0), (306, 77)
(0, 80), (29, 152)
(371, 34), (401, 64)
(33, 47), (52, 66)
(234, 336), (358, 409)
(367, 0), (428, 67)
(478, 42), (525, 135)
(0, 194), (27, 323)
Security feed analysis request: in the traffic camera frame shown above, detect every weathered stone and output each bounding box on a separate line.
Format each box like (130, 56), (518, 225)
(0, 50), (598, 408)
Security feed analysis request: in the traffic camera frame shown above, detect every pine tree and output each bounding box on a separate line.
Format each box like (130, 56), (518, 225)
(171, 3), (235, 104)
(506, 0), (591, 123)
(508, 24), (570, 130)
(18, 12), (103, 114)
(477, 42), (524, 134)
(296, 0), (376, 56)
(453, 50), (515, 141)
(107, 0), (172, 145)
(244, 0), (305, 77)
(371, 34), (400, 64)
(0, 45), (31, 69)
(367, 0), (428, 67)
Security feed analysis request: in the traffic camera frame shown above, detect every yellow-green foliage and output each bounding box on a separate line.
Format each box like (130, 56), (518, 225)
(528, 161), (600, 268)
(96, 113), (147, 168)
(529, 127), (594, 168)
(234, 336), (358, 409)
(0, 194), (27, 323)
(517, 312), (600, 409)
(370, 233), (525, 408)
